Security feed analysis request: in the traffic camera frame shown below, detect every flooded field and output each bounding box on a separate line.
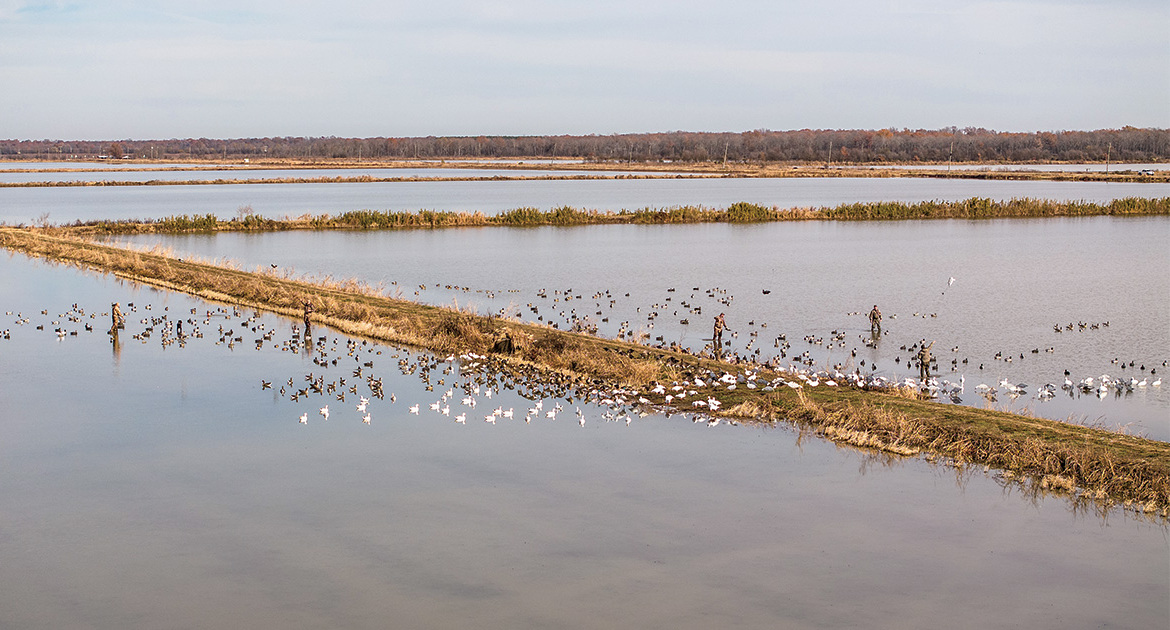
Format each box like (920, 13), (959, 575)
(1, 253), (1166, 629)
(0, 167), (664, 185)
(864, 162), (1170, 172)
(2, 176), (1167, 225)
(118, 215), (1170, 441)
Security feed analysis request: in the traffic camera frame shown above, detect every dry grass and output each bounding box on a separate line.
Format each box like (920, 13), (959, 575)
(764, 386), (1169, 513)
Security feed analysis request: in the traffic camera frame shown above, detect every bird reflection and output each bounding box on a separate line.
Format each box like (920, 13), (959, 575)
(10, 289), (1162, 436)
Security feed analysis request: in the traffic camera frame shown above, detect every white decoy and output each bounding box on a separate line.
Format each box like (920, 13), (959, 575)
(299, 413), (308, 424)
(319, 405), (329, 420)
(409, 404), (420, 414)
(362, 413), (371, 424)
(455, 413), (466, 424)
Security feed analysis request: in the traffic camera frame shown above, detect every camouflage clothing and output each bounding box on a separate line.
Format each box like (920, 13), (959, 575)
(111, 302), (125, 332)
(917, 341), (934, 382)
(713, 313), (726, 348)
(869, 305), (882, 334)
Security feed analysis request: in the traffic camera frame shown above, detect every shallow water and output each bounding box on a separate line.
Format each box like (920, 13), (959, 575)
(118, 215), (1170, 440)
(0, 167), (662, 185)
(0, 161), (205, 170)
(2, 176), (1166, 225)
(1, 253), (1166, 629)
(864, 162), (1169, 172)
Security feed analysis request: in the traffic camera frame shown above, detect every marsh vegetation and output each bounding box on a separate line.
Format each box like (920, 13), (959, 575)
(43, 197), (1170, 235)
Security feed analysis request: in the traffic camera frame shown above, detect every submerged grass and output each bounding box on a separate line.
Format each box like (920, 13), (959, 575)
(1, 226), (1167, 515)
(44, 197), (1170, 235)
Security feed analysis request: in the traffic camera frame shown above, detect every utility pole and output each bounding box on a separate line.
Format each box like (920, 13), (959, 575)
(1106, 142), (1111, 173)
(827, 140), (833, 169)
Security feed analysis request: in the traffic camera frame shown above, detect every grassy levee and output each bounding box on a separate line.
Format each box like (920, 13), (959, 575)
(51, 197), (1170, 235)
(2, 226), (1168, 515)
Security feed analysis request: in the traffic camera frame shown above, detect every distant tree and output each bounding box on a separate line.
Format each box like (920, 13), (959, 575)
(107, 143), (124, 159)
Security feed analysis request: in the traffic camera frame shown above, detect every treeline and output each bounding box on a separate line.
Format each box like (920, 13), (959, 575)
(3, 127), (1168, 164)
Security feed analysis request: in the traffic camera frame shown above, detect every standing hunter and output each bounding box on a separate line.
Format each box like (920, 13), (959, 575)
(110, 302), (125, 333)
(916, 340), (935, 383)
(302, 299), (313, 328)
(868, 304), (882, 335)
(712, 313), (726, 353)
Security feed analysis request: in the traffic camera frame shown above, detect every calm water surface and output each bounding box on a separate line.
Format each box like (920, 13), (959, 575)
(1, 254), (1166, 629)
(865, 162), (1169, 172)
(0, 167), (663, 185)
(2, 177), (1166, 225)
(119, 216), (1170, 440)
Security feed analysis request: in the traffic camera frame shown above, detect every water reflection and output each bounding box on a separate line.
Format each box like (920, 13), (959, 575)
(5, 257), (1164, 517)
(116, 216), (1170, 439)
(3, 176), (1168, 225)
(0, 167), (663, 185)
(2, 253), (1168, 629)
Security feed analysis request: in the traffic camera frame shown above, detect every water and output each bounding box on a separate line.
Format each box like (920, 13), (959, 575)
(0, 161), (206, 169)
(864, 162), (1170, 172)
(116, 216), (1170, 440)
(1, 253), (1165, 629)
(0, 167), (664, 185)
(2, 177), (1166, 225)
(5, 160), (1162, 172)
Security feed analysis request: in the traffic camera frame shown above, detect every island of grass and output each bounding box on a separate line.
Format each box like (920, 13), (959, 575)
(32, 196), (1170, 235)
(2, 225), (1166, 518)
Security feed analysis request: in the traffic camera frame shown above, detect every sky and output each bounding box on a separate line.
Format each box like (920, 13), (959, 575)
(1, 0), (1167, 140)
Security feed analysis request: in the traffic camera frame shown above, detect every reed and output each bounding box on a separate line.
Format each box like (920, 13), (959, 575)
(1, 226), (1167, 515)
(48, 197), (1170, 235)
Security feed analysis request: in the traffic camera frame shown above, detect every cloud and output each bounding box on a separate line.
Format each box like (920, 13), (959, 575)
(1, 0), (1166, 138)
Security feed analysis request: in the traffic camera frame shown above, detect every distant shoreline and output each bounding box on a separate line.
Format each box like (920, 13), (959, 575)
(1, 158), (1167, 185)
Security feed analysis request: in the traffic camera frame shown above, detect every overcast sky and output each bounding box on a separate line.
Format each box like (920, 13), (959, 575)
(1, 0), (1166, 140)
